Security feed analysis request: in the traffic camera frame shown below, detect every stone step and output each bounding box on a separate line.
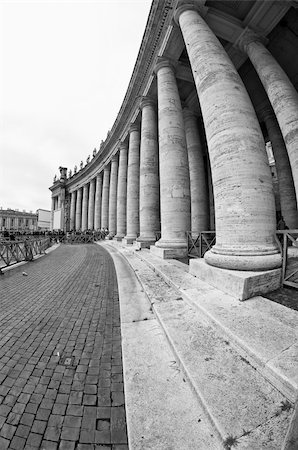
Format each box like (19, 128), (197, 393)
(112, 246), (294, 448)
(136, 250), (298, 404)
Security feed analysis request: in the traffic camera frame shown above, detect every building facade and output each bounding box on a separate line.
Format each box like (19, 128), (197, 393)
(50, 0), (298, 293)
(0, 208), (38, 232)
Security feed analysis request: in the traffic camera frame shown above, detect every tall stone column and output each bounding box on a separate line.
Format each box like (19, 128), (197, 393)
(183, 108), (209, 237)
(94, 173), (103, 230)
(81, 184), (89, 231)
(136, 97), (160, 248)
(261, 107), (298, 229)
(69, 190), (77, 231)
(75, 188), (83, 231)
(123, 124), (140, 244)
(115, 143), (128, 241)
(237, 30), (298, 207)
(101, 165), (110, 230)
(50, 197), (55, 231)
(151, 59), (190, 259)
(88, 178), (96, 230)
(175, 5), (281, 271)
(108, 155), (118, 237)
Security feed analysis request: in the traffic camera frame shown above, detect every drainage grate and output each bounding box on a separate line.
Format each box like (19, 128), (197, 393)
(60, 355), (76, 366)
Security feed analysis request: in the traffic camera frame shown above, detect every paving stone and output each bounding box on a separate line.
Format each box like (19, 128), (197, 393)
(25, 432), (43, 448)
(0, 245), (127, 450)
(10, 435), (26, 450)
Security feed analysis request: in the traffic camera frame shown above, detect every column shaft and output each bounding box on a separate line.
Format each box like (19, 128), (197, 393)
(183, 108), (209, 236)
(81, 184), (89, 231)
(115, 144), (128, 240)
(262, 108), (298, 229)
(243, 37), (298, 206)
(123, 124), (140, 244)
(101, 165), (110, 230)
(108, 156), (118, 237)
(152, 60), (190, 259)
(94, 173), (103, 230)
(137, 98), (160, 247)
(176, 6), (280, 270)
(75, 188), (83, 231)
(69, 191), (76, 231)
(88, 179), (96, 230)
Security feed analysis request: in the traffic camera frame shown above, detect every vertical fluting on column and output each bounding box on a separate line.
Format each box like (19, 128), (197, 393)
(175, 5), (281, 271)
(81, 184), (89, 231)
(75, 188), (83, 231)
(136, 97), (160, 248)
(69, 190), (77, 231)
(94, 173), (103, 230)
(152, 59), (190, 259)
(123, 124), (140, 244)
(183, 108), (209, 237)
(261, 107), (298, 229)
(237, 31), (298, 206)
(88, 179), (96, 230)
(108, 155), (119, 237)
(101, 165), (110, 230)
(115, 143), (128, 240)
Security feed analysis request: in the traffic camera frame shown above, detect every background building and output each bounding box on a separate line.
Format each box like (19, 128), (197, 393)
(0, 208), (37, 232)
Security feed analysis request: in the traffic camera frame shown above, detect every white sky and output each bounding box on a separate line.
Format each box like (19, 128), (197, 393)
(0, 0), (152, 213)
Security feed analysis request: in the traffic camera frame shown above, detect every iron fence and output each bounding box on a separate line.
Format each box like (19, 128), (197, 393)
(0, 237), (52, 271)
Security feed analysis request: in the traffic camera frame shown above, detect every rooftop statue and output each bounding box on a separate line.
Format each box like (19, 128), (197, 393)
(80, 160), (83, 169)
(86, 155), (90, 164)
(74, 165), (77, 174)
(93, 148), (97, 157)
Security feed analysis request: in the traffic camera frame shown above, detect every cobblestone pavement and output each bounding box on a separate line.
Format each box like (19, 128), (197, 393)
(0, 244), (128, 450)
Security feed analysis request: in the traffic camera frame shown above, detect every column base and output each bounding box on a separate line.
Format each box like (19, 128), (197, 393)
(114, 235), (124, 242)
(189, 258), (282, 300)
(135, 237), (156, 249)
(122, 236), (136, 245)
(150, 245), (188, 259)
(204, 248), (282, 271)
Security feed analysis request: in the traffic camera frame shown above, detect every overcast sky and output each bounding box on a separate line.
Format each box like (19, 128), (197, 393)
(0, 0), (152, 213)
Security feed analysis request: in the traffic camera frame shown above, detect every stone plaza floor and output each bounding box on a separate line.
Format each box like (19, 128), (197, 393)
(0, 244), (128, 450)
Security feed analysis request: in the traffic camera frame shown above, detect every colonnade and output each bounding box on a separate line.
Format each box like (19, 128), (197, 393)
(57, 3), (298, 273)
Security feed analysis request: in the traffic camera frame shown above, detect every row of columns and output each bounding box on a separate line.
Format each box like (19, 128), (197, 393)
(64, 3), (298, 272)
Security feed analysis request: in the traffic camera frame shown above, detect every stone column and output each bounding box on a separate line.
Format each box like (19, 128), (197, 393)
(81, 184), (89, 231)
(50, 197), (55, 231)
(261, 107), (298, 229)
(123, 124), (140, 244)
(69, 190), (76, 231)
(115, 143), (128, 241)
(94, 173), (103, 230)
(238, 30), (298, 207)
(75, 188), (83, 231)
(136, 97), (160, 248)
(183, 108), (209, 237)
(151, 59), (190, 259)
(101, 165), (110, 230)
(88, 178), (96, 230)
(175, 5), (281, 271)
(108, 155), (119, 237)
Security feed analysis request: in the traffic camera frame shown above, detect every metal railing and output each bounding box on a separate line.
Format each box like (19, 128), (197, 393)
(0, 237), (52, 272)
(276, 230), (298, 289)
(58, 231), (107, 244)
(187, 231), (216, 258)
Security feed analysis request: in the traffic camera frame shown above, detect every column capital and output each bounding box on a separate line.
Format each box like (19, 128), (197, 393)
(111, 154), (118, 163)
(258, 104), (275, 122)
(103, 164), (111, 172)
(129, 123), (139, 133)
(154, 57), (175, 75)
(119, 142), (128, 151)
(174, 2), (207, 25)
(139, 96), (156, 110)
(234, 27), (268, 53)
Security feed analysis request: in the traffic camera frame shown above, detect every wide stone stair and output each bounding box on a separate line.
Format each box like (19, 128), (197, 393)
(102, 241), (298, 449)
